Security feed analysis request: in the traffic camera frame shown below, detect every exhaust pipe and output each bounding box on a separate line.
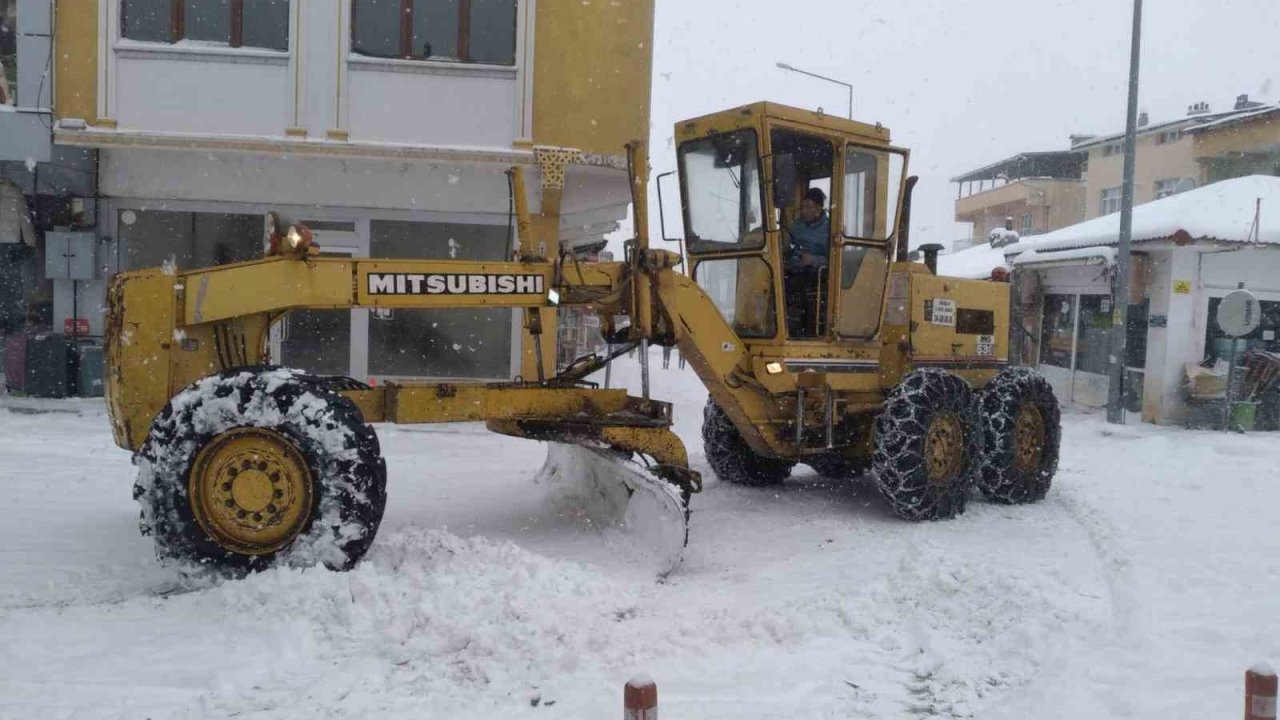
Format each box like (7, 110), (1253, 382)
(895, 175), (920, 263)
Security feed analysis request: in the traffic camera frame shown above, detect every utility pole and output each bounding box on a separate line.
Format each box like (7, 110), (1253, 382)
(1107, 0), (1143, 424)
(775, 62), (853, 120)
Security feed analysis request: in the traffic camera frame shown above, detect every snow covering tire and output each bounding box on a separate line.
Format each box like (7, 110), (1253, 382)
(702, 398), (794, 486)
(977, 367), (1061, 504)
(133, 368), (387, 575)
(872, 369), (982, 521)
(805, 455), (870, 481)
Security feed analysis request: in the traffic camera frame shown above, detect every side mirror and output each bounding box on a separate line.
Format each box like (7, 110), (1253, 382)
(772, 153), (797, 209)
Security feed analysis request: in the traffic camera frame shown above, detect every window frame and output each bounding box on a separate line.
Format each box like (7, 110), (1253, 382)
(1020, 212), (1034, 233)
(840, 142), (908, 244)
(1100, 186), (1122, 215)
(120, 0), (263, 48)
(678, 128), (768, 255)
(351, 0), (517, 65)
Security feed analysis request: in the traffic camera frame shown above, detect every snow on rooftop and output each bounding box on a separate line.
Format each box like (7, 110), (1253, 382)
(1072, 105), (1276, 149)
(1023, 175), (1280, 252)
(937, 241), (1016, 279)
(1185, 105), (1280, 133)
(940, 176), (1280, 278)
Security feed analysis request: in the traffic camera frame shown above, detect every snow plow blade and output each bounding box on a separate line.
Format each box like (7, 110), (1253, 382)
(535, 443), (689, 576)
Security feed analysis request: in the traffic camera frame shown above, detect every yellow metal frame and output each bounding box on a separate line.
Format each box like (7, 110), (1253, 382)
(106, 102), (1013, 482)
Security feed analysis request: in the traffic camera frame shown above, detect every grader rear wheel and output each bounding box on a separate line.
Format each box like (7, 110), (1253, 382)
(134, 368), (387, 575)
(872, 369), (982, 520)
(978, 367), (1061, 504)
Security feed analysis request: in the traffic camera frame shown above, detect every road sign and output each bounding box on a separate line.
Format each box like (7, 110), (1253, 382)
(1217, 289), (1261, 338)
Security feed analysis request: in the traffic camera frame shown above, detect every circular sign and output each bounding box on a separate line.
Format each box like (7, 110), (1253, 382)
(1217, 289), (1261, 337)
(121, 209), (137, 226)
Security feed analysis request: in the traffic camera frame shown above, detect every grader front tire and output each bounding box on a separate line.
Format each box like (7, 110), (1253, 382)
(702, 399), (795, 487)
(134, 368), (387, 575)
(872, 369), (982, 521)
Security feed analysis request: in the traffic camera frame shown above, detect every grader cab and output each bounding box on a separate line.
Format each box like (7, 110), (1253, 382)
(105, 102), (1060, 577)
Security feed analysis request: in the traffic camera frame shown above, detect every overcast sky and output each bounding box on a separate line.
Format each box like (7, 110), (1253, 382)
(644, 0), (1280, 249)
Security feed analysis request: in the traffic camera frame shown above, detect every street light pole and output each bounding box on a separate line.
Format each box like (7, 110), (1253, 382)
(776, 62), (853, 120)
(1107, 0), (1143, 425)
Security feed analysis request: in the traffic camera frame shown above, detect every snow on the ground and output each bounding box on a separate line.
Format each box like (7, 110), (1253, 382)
(1, 354), (1278, 719)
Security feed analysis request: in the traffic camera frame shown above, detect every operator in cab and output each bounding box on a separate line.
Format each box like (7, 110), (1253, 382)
(784, 187), (831, 336)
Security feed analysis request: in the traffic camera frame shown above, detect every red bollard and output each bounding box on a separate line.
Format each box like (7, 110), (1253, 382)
(1247, 662), (1278, 720)
(624, 675), (658, 720)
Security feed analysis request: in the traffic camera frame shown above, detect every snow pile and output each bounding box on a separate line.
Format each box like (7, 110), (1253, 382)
(5, 356), (1280, 718)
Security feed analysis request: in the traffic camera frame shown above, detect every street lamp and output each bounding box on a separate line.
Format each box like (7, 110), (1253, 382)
(776, 62), (853, 120)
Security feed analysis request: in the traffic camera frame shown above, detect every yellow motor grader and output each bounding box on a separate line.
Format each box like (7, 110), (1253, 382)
(105, 102), (1060, 576)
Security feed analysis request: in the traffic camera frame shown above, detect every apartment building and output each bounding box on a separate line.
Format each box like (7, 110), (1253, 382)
(1074, 96), (1269, 219)
(953, 94), (1279, 249)
(47, 0), (654, 384)
(1189, 103), (1280, 183)
(952, 151), (1085, 245)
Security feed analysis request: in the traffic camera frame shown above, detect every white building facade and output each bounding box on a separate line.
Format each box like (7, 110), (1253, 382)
(52, 0), (655, 383)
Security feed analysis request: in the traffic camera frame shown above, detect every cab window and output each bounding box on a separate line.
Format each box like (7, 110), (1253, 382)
(843, 146), (905, 241)
(679, 130), (765, 253)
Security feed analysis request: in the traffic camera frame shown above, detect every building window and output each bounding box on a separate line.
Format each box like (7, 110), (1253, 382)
(1020, 212), (1034, 234)
(1100, 186), (1122, 215)
(1154, 129), (1182, 145)
(351, 0), (517, 65)
(1154, 178), (1191, 199)
(1101, 142), (1124, 157)
(118, 209), (264, 271)
(120, 0), (291, 51)
(367, 219), (513, 379)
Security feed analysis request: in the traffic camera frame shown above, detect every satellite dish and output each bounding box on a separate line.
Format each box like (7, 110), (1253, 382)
(1174, 177), (1196, 194)
(1217, 289), (1261, 337)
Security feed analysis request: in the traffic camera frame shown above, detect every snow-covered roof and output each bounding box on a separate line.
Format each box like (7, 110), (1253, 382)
(939, 175), (1280, 279)
(1021, 175), (1280, 252)
(1184, 105), (1280, 134)
(937, 241), (1018, 279)
(1071, 105), (1276, 150)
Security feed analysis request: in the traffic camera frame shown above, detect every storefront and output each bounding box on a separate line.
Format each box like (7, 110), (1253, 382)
(102, 199), (521, 383)
(940, 175), (1280, 426)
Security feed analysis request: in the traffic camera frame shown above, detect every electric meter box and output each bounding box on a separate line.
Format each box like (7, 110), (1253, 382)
(45, 231), (98, 281)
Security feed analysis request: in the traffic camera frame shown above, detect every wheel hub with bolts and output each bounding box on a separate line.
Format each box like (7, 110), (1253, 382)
(1013, 405), (1046, 472)
(189, 427), (313, 556)
(925, 413), (965, 486)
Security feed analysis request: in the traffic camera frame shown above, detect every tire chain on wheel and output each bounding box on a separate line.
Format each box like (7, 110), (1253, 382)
(134, 368), (387, 575)
(872, 368), (983, 521)
(701, 397), (795, 486)
(977, 366), (1061, 504)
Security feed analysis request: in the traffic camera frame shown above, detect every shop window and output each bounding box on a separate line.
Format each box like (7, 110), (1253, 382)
(120, 0), (291, 52)
(1204, 296), (1280, 363)
(1074, 295), (1112, 376)
(351, 0), (517, 65)
(368, 219), (513, 379)
(1039, 293), (1076, 369)
(118, 209), (263, 271)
